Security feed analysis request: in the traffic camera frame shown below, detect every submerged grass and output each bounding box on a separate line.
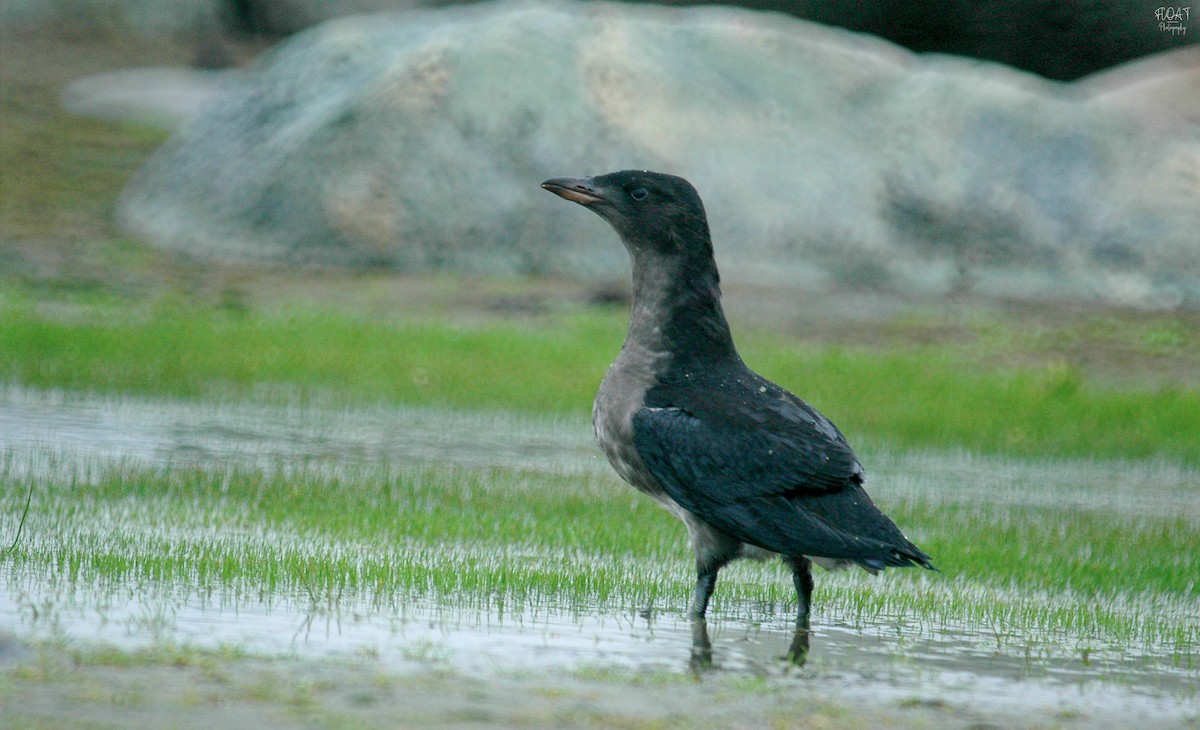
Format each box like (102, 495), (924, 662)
(4, 458), (1197, 657)
(2, 290), (1198, 465)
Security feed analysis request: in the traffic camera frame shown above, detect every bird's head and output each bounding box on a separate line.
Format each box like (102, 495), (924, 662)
(541, 170), (712, 259)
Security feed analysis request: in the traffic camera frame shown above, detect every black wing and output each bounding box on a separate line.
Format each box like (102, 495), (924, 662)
(632, 376), (932, 569)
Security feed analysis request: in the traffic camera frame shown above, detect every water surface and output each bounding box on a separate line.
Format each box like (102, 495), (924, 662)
(2, 387), (1196, 724)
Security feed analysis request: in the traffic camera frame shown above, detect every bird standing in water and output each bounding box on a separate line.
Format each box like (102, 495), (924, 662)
(543, 170), (935, 665)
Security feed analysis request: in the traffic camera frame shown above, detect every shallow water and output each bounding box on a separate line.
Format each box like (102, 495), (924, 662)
(0, 385), (602, 477)
(4, 385), (1194, 522)
(2, 387), (1197, 722)
(2, 569), (1194, 724)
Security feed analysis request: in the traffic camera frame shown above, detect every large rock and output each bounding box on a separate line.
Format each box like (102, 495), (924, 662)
(119, 0), (1200, 307)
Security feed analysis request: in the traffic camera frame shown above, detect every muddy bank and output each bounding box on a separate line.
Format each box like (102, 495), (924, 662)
(4, 635), (1194, 730)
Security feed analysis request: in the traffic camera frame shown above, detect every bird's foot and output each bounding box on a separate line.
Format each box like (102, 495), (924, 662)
(783, 628), (810, 666)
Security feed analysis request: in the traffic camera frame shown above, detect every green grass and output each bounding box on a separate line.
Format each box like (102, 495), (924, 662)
(4, 458), (1196, 657)
(2, 288), (1198, 465)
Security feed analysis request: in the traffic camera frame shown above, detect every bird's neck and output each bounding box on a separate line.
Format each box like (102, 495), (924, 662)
(626, 250), (738, 366)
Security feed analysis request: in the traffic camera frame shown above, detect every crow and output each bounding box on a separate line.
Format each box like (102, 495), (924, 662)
(543, 170), (935, 664)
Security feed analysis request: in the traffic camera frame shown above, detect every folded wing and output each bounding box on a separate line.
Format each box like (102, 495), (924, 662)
(631, 384), (933, 570)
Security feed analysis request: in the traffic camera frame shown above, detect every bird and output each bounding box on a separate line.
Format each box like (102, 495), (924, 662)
(542, 170), (936, 665)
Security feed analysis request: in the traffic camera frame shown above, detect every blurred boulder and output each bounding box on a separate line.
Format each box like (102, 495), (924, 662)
(118, 0), (1200, 307)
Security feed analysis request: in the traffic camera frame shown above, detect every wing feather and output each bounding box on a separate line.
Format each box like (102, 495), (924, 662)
(631, 395), (929, 566)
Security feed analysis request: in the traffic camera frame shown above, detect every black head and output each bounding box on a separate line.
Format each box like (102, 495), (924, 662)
(542, 170), (711, 259)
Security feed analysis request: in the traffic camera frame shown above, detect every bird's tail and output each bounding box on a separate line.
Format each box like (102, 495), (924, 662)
(858, 544), (938, 573)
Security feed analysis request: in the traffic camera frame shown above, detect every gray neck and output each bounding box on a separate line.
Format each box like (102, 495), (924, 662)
(625, 249), (738, 366)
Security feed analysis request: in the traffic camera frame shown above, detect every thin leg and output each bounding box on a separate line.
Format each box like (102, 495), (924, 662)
(785, 556), (814, 665)
(684, 525), (737, 670)
(688, 569), (717, 672)
(685, 520), (738, 620)
(689, 561), (721, 672)
(791, 556), (814, 631)
(690, 568), (719, 619)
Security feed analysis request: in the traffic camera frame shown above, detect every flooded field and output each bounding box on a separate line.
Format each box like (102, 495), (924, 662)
(0, 385), (601, 477)
(2, 386), (1198, 727)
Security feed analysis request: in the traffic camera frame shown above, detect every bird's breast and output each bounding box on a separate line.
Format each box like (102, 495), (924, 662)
(592, 344), (671, 500)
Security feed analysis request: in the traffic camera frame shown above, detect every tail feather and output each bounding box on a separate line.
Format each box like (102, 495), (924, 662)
(858, 544), (937, 573)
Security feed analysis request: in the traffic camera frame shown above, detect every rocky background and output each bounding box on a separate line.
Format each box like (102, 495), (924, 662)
(7, 0), (1198, 307)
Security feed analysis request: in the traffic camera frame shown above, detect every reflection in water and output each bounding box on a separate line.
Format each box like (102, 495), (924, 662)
(1, 570), (1193, 723)
(1, 386), (1197, 722)
(690, 617), (712, 673)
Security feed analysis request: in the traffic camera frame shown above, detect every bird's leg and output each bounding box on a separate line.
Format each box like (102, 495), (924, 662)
(688, 525), (738, 619)
(688, 559), (722, 671)
(687, 529), (737, 670)
(792, 556), (814, 631)
(784, 556), (814, 665)
(690, 567), (719, 619)
(689, 615), (712, 673)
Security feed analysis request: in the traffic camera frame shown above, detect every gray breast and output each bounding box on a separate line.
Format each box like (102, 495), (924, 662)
(591, 341), (671, 502)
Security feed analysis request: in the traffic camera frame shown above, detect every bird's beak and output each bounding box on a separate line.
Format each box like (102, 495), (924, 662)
(541, 177), (605, 206)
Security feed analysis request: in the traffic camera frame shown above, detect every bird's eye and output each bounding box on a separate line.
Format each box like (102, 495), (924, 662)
(630, 187), (648, 201)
